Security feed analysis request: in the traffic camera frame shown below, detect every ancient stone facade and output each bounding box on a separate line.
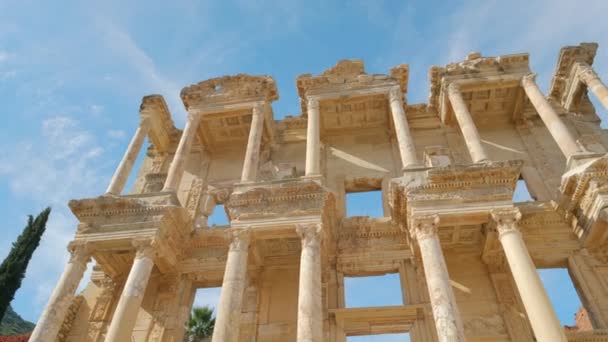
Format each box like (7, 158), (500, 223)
(30, 42), (608, 341)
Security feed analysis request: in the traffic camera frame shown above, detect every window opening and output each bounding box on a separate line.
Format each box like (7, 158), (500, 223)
(345, 190), (383, 218)
(344, 274), (403, 308)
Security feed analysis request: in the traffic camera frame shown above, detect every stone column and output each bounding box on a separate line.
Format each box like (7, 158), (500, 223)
(521, 73), (581, 159)
(241, 104), (265, 182)
(296, 223), (323, 342)
(106, 119), (150, 195)
(104, 240), (156, 342)
(447, 83), (488, 163)
(577, 62), (608, 111)
(162, 114), (201, 192)
(30, 244), (91, 342)
(212, 228), (251, 342)
(388, 87), (419, 169)
(305, 97), (321, 176)
(411, 214), (466, 342)
(491, 208), (567, 342)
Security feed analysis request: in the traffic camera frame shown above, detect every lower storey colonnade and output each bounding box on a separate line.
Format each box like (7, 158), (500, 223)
(32, 214), (579, 342)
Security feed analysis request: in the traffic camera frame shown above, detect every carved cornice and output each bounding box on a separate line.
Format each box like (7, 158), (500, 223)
(180, 74), (278, 110)
(429, 52), (530, 110)
(139, 95), (178, 153)
(69, 193), (179, 221)
(548, 42), (597, 102)
(561, 155), (608, 212)
(227, 179), (328, 221)
(296, 59), (407, 115)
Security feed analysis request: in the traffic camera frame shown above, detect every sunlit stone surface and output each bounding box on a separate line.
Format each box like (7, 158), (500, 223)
(31, 43), (608, 341)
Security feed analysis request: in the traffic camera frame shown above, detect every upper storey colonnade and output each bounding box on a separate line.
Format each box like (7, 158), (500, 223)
(103, 42), (608, 198)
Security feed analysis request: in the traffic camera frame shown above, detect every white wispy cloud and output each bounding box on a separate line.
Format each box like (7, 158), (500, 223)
(95, 20), (187, 122)
(107, 129), (126, 139)
(0, 50), (13, 63)
(0, 115), (108, 315)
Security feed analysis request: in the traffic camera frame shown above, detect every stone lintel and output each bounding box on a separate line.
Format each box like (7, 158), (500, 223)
(68, 192), (191, 276)
(429, 52), (530, 111)
(296, 59), (408, 116)
(180, 74), (278, 111)
(548, 42), (598, 105)
(139, 95), (178, 153)
(390, 160), (523, 225)
(330, 304), (424, 336)
(437, 73), (528, 125)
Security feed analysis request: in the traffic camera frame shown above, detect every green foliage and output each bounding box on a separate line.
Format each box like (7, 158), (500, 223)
(0, 305), (34, 336)
(185, 306), (215, 341)
(0, 207), (51, 322)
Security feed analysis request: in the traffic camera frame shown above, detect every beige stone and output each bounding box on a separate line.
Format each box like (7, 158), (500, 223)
(34, 44), (608, 342)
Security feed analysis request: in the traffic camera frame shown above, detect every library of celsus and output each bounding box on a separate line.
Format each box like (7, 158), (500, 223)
(30, 42), (608, 341)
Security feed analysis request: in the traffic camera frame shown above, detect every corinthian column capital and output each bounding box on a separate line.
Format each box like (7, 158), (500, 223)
(447, 82), (461, 96)
(67, 242), (92, 267)
(307, 96), (320, 110)
(576, 62), (599, 84)
(132, 238), (157, 259)
(388, 86), (403, 104)
(296, 223), (323, 248)
(490, 208), (522, 236)
(226, 227), (251, 252)
(521, 73), (537, 87)
(411, 214), (440, 240)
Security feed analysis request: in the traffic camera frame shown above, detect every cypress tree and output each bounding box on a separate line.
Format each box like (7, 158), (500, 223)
(0, 207), (51, 322)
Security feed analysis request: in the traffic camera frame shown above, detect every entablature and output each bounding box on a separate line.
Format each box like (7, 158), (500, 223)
(390, 160), (522, 227)
(139, 95), (179, 153)
(296, 60), (409, 136)
(548, 42), (598, 110)
(429, 52), (531, 127)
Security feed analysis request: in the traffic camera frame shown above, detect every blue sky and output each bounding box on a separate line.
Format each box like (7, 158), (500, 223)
(1, 0), (607, 338)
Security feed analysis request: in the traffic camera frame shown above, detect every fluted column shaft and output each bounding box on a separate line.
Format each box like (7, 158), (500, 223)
(447, 83), (488, 163)
(296, 224), (323, 342)
(30, 245), (91, 342)
(106, 119), (150, 195)
(104, 240), (155, 342)
(412, 215), (466, 342)
(241, 104), (265, 182)
(305, 97), (321, 176)
(521, 74), (580, 159)
(578, 62), (608, 111)
(388, 87), (419, 169)
(491, 208), (567, 342)
(163, 114), (201, 192)
(212, 229), (250, 342)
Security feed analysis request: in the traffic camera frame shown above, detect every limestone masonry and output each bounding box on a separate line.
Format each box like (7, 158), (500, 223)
(29, 43), (608, 341)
